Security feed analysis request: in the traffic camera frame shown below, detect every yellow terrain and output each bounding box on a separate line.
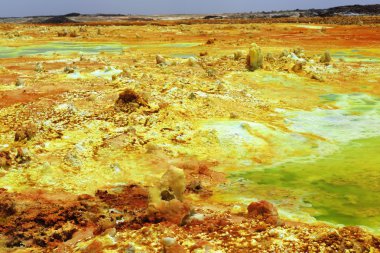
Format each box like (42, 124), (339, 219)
(0, 21), (379, 252)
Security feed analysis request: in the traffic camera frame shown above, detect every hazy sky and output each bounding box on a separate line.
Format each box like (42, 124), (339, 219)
(0, 0), (378, 17)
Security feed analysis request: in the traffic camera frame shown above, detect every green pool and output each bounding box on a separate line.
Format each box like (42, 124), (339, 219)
(0, 42), (124, 58)
(222, 137), (380, 232)
(213, 93), (380, 233)
(0, 42), (201, 58)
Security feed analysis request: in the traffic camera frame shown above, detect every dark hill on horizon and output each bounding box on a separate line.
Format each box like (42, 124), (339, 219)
(39, 16), (76, 24)
(0, 4), (379, 24)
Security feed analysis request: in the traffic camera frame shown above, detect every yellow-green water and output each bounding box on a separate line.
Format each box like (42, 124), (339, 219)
(217, 136), (380, 233)
(0, 42), (124, 58)
(0, 42), (201, 58)
(211, 93), (380, 233)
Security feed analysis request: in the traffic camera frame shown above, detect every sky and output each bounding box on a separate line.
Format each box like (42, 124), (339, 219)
(0, 0), (378, 17)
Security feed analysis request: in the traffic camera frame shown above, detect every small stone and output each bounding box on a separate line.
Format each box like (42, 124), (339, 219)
(15, 123), (37, 142)
(230, 112), (239, 119)
(268, 228), (279, 237)
(234, 51), (244, 60)
(186, 180), (202, 193)
(189, 92), (197, 99)
(156, 55), (166, 65)
(189, 213), (205, 222)
(292, 61), (303, 73)
(293, 48), (304, 57)
(320, 51), (332, 64)
(125, 244), (135, 253)
(206, 68), (216, 78)
(265, 53), (275, 62)
(281, 49), (289, 58)
(231, 205), (245, 214)
(311, 74), (324, 82)
(57, 29), (68, 37)
(64, 66), (75, 74)
(206, 38), (215, 44)
(15, 78), (24, 87)
(0, 151), (12, 168)
(187, 57), (198, 67)
(162, 237), (187, 253)
(15, 147), (31, 164)
(162, 237), (176, 247)
(54, 103), (77, 113)
(35, 62), (44, 72)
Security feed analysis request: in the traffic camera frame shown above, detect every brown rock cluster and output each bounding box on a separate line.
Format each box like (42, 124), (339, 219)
(115, 89), (148, 113)
(14, 123), (38, 142)
(247, 200), (280, 226)
(0, 151), (12, 168)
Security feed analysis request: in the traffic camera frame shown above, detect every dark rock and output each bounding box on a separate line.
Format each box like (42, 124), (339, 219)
(115, 89), (148, 113)
(15, 147), (31, 164)
(64, 13), (81, 17)
(186, 181), (203, 193)
(0, 151), (12, 168)
(206, 38), (216, 45)
(40, 16), (77, 24)
(15, 123), (37, 142)
(161, 190), (175, 201)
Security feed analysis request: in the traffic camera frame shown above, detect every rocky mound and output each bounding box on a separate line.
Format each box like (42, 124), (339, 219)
(40, 16), (77, 24)
(322, 4), (380, 16)
(63, 12), (81, 17)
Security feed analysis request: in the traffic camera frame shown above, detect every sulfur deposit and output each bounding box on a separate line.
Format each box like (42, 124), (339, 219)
(0, 17), (379, 252)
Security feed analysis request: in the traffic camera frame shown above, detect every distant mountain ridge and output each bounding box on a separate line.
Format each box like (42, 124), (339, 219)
(229, 4), (380, 19)
(321, 4), (380, 16)
(0, 4), (379, 23)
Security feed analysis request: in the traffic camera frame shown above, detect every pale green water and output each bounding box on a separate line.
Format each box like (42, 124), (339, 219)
(332, 50), (380, 63)
(222, 137), (380, 231)
(0, 42), (124, 58)
(212, 93), (380, 233)
(0, 42), (201, 58)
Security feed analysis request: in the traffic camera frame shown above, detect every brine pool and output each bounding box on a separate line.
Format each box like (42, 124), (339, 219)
(208, 93), (380, 233)
(0, 42), (201, 58)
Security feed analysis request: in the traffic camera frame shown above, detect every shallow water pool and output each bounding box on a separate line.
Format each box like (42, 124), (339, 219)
(0, 42), (201, 58)
(0, 42), (124, 58)
(211, 93), (380, 233)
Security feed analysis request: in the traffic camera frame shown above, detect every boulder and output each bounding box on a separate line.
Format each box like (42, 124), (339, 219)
(114, 89), (148, 113)
(247, 200), (280, 225)
(160, 166), (186, 201)
(0, 151), (12, 168)
(247, 43), (263, 71)
(15, 123), (37, 142)
(156, 55), (166, 65)
(320, 51), (332, 64)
